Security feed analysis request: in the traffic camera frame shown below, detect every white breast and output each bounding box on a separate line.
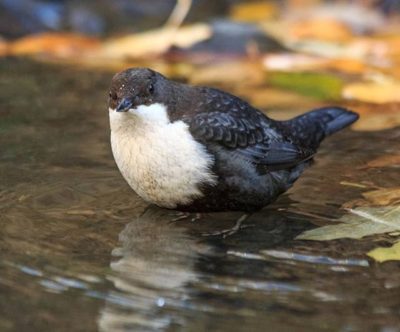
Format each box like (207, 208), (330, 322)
(109, 103), (217, 208)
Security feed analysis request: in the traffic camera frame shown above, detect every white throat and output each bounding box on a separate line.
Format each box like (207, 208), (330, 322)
(109, 103), (216, 208)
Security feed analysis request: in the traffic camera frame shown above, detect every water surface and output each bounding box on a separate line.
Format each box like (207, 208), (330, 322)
(1, 59), (400, 332)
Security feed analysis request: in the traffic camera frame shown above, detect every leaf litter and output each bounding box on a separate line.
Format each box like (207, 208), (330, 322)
(296, 205), (400, 241)
(297, 186), (400, 262)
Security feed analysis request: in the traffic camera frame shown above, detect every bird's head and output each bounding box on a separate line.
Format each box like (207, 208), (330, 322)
(108, 67), (166, 113)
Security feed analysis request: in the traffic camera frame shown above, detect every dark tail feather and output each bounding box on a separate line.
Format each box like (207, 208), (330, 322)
(317, 107), (359, 136)
(283, 106), (359, 148)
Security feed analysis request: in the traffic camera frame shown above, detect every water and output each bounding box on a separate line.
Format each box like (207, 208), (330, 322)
(1, 59), (400, 331)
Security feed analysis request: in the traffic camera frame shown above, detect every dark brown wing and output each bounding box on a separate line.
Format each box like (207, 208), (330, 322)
(183, 87), (315, 169)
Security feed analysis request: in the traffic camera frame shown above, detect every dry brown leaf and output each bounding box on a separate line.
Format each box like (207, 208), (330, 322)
(362, 188), (400, 206)
(289, 18), (353, 42)
(99, 24), (211, 59)
(189, 60), (265, 86)
(9, 33), (100, 57)
(230, 2), (278, 22)
(0, 39), (8, 56)
(343, 80), (400, 103)
(342, 187), (400, 210)
(366, 155), (400, 168)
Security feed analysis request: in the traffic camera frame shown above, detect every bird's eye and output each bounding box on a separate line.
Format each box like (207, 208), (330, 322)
(148, 84), (154, 94)
(109, 92), (117, 100)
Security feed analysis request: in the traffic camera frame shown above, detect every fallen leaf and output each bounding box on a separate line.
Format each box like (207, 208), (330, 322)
(263, 53), (327, 71)
(366, 155), (400, 168)
(0, 38), (8, 56)
(289, 18), (353, 42)
(284, 3), (384, 34)
(9, 33), (100, 57)
(263, 54), (367, 74)
(367, 241), (400, 262)
(99, 24), (211, 59)
(189, 60), (265, 86)
(325, 58), (367, 74)
(343, 187), (400, 209)
(267, 71), (343, 100)
(362, 188), (400, 206)
(296, 206), (400, 241)
(356, 35), (400, 60)
(230, 2), (278, 22)
(343, 80), (400, 103)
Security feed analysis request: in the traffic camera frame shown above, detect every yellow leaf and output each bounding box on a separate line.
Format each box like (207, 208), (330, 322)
(230, 2), (278, 22)
(343, 81), (400, 103)
(368, 242), (400, 262)
(100, 24), (211, 59)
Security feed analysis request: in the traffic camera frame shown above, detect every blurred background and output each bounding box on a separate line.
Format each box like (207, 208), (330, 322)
(1, 0), (400, 115)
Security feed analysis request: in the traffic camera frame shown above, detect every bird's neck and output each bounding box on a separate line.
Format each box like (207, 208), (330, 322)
(109, 103), (171, 135)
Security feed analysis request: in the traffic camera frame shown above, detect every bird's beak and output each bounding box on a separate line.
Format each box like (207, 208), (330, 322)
(116, 98), (133, 112)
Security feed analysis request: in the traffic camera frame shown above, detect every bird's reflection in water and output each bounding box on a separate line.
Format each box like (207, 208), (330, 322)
(97, 201), (313, 331)
(97, 206), (212, 331)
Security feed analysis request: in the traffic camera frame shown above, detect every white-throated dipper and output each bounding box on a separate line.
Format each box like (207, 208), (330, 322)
(108, 68), (358, 213)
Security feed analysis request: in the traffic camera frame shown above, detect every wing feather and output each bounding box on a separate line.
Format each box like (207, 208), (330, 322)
(184, 87), (315, 169)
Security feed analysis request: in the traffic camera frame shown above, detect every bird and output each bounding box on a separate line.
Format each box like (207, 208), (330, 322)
(108, 67), (358, 213)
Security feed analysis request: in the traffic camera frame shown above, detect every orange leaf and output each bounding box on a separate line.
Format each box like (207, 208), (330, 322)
(9, 33), (100, 57)
(230, 2), (278, 22)
(362, 187), (400, 206)
(289, 18), (353, 42)
(366, 155), (400, 168)
(0, 39), (8, 56)
(343, 81), (400, 104)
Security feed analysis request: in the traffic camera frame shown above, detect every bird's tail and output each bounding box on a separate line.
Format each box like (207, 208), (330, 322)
(282, 106), (359, 148)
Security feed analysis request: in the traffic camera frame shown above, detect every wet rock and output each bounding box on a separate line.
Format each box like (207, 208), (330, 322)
(0, 0), (64, 38)
(169, 19), (287, 60)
